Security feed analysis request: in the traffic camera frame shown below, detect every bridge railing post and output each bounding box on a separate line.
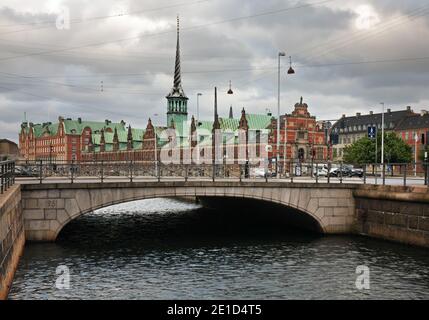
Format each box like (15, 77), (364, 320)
(239, 164), (242, 182)
(382, 163), (386, 186)
(327, 162), (331, 184)
(130, 159), (133, 183)
(185, 164), (188, 182)
(12, 161), (15, 186)
(100, 160), (104, 183)
(363, 165), (367, 184)
(315, 163), (319, 184)
(157, 159), (161, 182)
(70, 160), (74, 184)
(403, 163), (407, 187)
(339, 162), (343, 184)
(212, 162), (215, 182)
(1, 162), (4, 194)
(425, 162), (429, 186)
(39, 159), (43, 184)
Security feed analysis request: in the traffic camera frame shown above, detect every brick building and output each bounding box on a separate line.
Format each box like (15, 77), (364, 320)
(270, 97), (330, 168)
(330, 107), (415, 160)
(395, 111), (429, 167)
(19, 117), (128, 161)
(18, 16), (329, 168)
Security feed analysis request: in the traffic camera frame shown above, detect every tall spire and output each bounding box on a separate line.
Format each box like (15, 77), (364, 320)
(174, 15), (181, 89)
(167, 15), (187, 99)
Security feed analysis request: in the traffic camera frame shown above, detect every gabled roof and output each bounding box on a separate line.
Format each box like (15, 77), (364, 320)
(396, 113), (429, 130)
(331, 109), (414, 133)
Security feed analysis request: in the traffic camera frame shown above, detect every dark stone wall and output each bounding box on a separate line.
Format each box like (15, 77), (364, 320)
(0, 185), (25, 300)
(355, 196), (429, 248)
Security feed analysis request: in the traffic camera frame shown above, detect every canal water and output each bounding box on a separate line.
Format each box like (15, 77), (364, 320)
(8, 198), (429, 300)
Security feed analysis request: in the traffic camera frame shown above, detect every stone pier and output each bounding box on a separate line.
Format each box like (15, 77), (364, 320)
(0, 185), (25, 300)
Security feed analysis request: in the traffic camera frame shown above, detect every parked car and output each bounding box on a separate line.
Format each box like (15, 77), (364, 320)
(329, 167), (352, 177)
(313, 167), (329, 177)
(251, 167), (275, 178)
(14, 166), (37, 177)
(350, 168), (364, 177)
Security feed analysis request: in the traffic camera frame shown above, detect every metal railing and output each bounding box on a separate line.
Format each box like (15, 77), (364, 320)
(0, 160), (15, 194)
(12, 159), (429, 186)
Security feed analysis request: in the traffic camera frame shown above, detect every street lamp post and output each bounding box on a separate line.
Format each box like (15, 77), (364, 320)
(381, 102), (385, 181)
(414, 133), (418, 177)
(277, 52), (285, 179)
(276, 52), (294, 179)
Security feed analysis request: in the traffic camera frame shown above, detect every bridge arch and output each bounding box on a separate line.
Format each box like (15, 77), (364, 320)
(21, 182), (356, 241)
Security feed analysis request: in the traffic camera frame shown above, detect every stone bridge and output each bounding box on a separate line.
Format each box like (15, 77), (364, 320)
(21, 181), (358, 241)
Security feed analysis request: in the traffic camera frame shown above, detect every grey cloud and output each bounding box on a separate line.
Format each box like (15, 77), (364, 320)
(0, 0), (428, 142)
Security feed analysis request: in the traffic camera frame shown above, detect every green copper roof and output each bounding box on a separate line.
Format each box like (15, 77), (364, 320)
(196, 114), (272, 135)
(63, 119), (125, 135)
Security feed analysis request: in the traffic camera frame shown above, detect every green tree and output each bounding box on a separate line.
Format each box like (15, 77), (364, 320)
(343, 132), (412, 164)
(419, 145), (429, 161)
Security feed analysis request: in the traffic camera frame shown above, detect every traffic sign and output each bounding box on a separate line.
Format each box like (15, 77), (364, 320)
(368, 126), (377, 139)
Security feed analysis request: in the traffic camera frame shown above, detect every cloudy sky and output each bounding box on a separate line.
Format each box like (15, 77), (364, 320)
(1, 0), (429, 142)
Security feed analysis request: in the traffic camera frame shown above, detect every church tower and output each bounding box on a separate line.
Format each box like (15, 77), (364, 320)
(166, 16), (188, 136)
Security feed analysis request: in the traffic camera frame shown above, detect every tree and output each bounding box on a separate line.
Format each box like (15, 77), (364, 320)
(343, 137), (374, 164)
(419, 145), (429, 161)
(343, 132), (412, 164)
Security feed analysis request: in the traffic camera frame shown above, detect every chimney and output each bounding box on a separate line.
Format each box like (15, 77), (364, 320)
(370, 111), (373, 115)
(356, 112), (361, 117)
(105, 119), (111, 125)
(78, 117), (82, 124)
(407, 106), (411, 111)
(387, 108), (391, 113)
(342, 114), (346, 118)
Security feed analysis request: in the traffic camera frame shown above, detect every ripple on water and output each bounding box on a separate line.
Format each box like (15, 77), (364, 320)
(8, 198), (429, 300)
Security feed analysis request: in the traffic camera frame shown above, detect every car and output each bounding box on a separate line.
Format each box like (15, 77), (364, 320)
(14, 166), (37, 177)
(329, 167), (352, 177)
(251, 167), (275, 178)
(313, 167), (328, 177)
(350, 168), (364, 177)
